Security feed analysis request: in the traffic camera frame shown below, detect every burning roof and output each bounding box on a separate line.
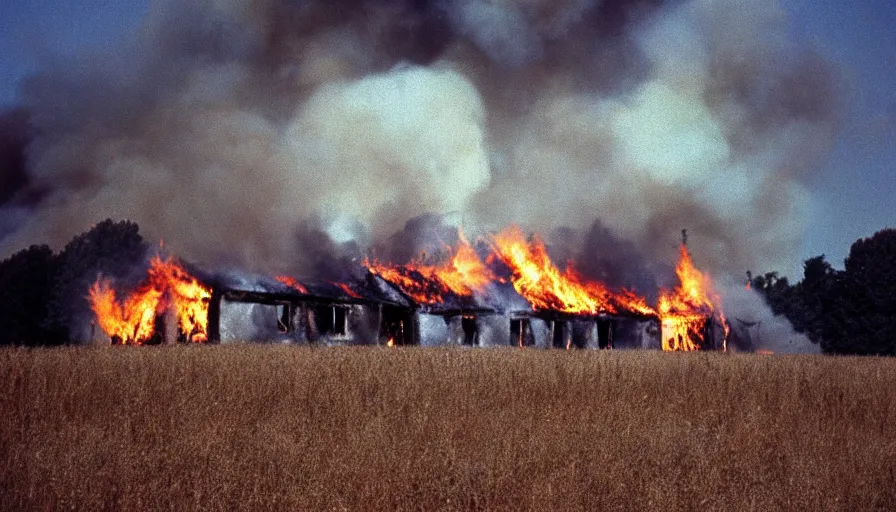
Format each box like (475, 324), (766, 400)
(89, 256), (212, 345)
(87, 226), (729, 350)
(658, 242), (730, 351)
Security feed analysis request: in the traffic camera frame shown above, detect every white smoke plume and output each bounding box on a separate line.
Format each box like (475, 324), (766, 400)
(1, 0), (839, 295)
(720, 279), (820, 354)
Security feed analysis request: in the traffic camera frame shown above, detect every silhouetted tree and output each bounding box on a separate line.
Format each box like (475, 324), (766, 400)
(751, 271), (794, 318)
(789, 255), (837, 345)
(46, 219), (148, 342)
(753, 230), (896, 355)
(0, 245), (66, 346)
(822, 229), (896, 355)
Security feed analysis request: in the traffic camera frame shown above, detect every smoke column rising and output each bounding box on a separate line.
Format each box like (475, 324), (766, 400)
(0, 0), (839, 286)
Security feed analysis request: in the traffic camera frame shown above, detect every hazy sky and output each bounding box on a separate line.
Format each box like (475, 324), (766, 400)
(0, 0), (893, 277)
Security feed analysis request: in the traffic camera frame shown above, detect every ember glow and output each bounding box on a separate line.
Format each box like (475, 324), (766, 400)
(364, 231), (493, 304)
(276, 275), (309, 295)
(88, 256), (211, 344)
(658, 244), (729, 351)
(334, 282), (361, 299)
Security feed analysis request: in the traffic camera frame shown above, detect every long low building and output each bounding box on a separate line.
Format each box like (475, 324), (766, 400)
(205, 271), (664, 349)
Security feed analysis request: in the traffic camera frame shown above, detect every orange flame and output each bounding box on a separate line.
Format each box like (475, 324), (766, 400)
(490, 226), (655, 316)
(89, 280), (162, 344)
(657, 244), (729, 351)
(365, 230), (493, 304)
(334, 282), (361, 299)
(88, 256), (211, 344)
(276, 275), (309, 294)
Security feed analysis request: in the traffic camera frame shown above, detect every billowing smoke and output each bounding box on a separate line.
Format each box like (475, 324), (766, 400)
(1, 0), (839, 303)
(720, 278), (820, 354)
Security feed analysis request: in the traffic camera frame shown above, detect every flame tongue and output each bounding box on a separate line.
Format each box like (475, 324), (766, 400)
(150, 257), (212, 343)
(368, 225), (657, 317)
(490, 226), (617, 315)
(89, 256), (211, 344)
(658, 244), (729, 351)
(89, 279), (163, 343)
(276, 275), (309, 294)
(364, 231), (493, 305)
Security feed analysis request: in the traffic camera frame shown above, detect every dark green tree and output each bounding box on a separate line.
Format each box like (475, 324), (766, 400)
(790, 255), (837, 345)
(822, 229), (896, 355)
(751, 271), (794, 317)
(0, 245), (66, 346)
(750, 256), (838, 348)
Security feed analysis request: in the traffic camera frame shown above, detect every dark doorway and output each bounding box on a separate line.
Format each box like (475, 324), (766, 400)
(314, 304), (349, 337)
(570, 320), (591, 349)
(510, 318), (535, 347)
(597, 318), (613, 349)
(381, 306), (414, 345)
(461, 316), (477, 346)
(552, 320), (568, 349)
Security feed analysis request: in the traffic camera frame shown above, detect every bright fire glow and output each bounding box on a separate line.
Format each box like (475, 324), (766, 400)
(490, 226), (655, 316)
(89, 256), (212, 344)
(657, 244), (729, 351)
(276, 275), (309, 294)
(334, 282), (361, 299)
(364, 230), (493, 305)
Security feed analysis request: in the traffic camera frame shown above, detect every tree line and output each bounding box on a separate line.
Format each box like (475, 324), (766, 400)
(750, 228), (896, 355)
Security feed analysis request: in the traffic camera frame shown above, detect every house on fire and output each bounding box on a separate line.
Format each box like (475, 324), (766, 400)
(207, 272), (410, 345)
(82, 233), (716, 349)
(203, 270), (663, 349)
(361, 273), (662, 349)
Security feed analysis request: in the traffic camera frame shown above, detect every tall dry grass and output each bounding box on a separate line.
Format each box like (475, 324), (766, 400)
(1, 345), (895, 510)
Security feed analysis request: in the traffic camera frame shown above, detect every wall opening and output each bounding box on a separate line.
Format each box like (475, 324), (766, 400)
(314, 304), (349, 337)
(510, 318), (535, 347)
(597, 318), (613, 349)
(552, 320), (568, 349)
(570, 321), (591, 349)
(462, 316), (477, 346)
(381, 306), (413, 345)
(276, 302), (291, 333)
(333, 306), (347, 335)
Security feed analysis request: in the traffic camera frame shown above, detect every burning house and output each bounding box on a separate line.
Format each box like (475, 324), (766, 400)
(86, 226), (725, 351)
(364, 245), (502, 347)
(88, 256), (213, 345)
(365, 226), (666, 349)
(208, 274), (409, 345)
(656, 238), (730, 351)
(0, 0), (839, 357)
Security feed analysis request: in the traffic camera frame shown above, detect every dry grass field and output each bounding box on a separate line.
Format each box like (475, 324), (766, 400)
(1, 346), (895, 511)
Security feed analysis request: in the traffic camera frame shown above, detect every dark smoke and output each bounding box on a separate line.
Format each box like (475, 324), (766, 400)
(0, 108), (30, 205)
(0, 0), (840, 310)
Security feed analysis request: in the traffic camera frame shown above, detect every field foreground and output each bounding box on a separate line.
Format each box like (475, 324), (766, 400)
(1, 346), (895, 511)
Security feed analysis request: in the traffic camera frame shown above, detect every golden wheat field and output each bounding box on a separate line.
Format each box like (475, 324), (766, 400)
(1, 346), (895, 511)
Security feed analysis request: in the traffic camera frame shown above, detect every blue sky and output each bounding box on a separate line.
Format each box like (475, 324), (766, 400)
(0, 0), (893, 276)
(0, 1), (148, 104)
(783, 0), (896, 269)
